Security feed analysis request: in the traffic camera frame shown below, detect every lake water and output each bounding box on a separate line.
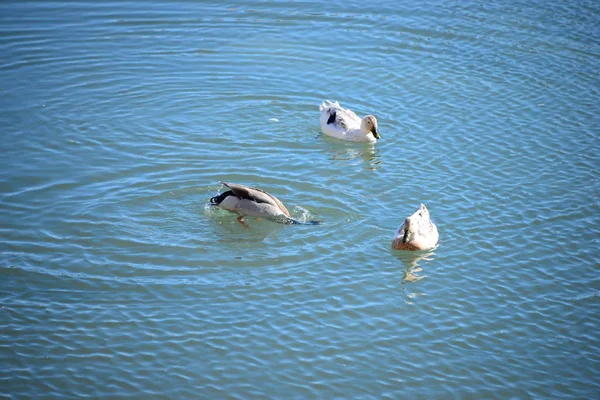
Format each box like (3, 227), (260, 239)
(1, 1), (599, 398)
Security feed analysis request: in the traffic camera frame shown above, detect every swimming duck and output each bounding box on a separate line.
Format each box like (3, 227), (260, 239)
(319, 100), (380, 142)
(392, 204), (439, 251)
(210, 182), (321, 226)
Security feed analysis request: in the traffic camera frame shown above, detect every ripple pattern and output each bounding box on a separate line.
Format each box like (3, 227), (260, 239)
(1, 0), (599, 398)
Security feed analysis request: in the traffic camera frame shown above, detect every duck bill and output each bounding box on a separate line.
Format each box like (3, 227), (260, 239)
(371, 128), (381, 139)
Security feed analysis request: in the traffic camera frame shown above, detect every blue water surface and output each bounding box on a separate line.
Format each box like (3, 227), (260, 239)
(1, 1), (599, 398)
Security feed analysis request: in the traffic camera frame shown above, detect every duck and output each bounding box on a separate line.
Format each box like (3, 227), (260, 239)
(319, 100), (381, 142)
(392, 204), (439, 251)
(210, 182), (321, 226)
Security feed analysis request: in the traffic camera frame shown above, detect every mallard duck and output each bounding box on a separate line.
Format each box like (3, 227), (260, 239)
(319, 100), (380, 142)
(210, 182), (321, 226)
(392, 204), (439, 250)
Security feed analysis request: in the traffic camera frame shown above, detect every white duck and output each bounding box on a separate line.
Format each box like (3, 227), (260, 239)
(319, 100), (381, 142)
(210, 182), (321, 227)
(392, 204), (439, 251)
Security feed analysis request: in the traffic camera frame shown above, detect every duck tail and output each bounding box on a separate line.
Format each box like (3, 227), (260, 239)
(319, 100), (340, 113)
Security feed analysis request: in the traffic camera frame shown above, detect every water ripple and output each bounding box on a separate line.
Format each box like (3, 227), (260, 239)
(1, 0), (599, 398)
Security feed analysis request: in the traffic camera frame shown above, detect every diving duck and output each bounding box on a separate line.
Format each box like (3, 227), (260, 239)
(319, 100), (380, 142)
(210, 182), (321, 226)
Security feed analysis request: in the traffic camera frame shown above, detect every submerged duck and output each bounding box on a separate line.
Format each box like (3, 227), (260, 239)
(392, 204), (439, 251)
(319, 100), (380, 142)
(210, 182), (321, 226)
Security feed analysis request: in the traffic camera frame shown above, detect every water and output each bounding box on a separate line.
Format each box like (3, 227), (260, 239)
(1, 0), (599, 398)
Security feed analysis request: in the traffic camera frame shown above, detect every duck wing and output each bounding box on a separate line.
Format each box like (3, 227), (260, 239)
(329, 106), (361, 131)
(222, 182), (290, 217)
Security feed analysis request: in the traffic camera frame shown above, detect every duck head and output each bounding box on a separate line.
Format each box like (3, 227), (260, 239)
(361, 115), (380, 139)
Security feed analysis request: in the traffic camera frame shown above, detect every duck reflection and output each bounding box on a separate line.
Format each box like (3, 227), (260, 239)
(392, 249), (436, 284)
(214, 216), (286, 243)
(205, 202), (286, 243)
(325, 141), (382, 170)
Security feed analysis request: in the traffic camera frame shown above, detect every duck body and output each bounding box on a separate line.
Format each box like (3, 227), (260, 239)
(319, 100), (380, 143)
(210, 182), (321, 225)
(392, 204), (439, 251)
